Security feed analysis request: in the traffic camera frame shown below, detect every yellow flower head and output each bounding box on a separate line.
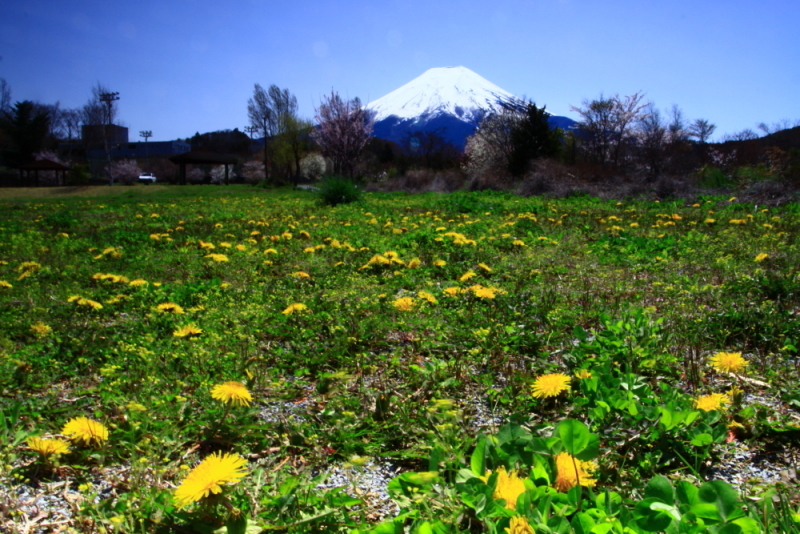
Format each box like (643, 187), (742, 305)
(459, 270), (477, 282)
(0, 280), (12, 289)
(554, 452), (597, 492)
(393, 297), (415, 312)
(469, 285), (499, 299)
(531, 373), (571, 399)
(61, 417), (109, 447)
(754, 253), (769, 262)
(128, 279), (148, 287)
(695, 393), (731, 412)
(156, 302), (185, 314)
(709, 352), (748, 374)
(291, 271), (310, 279)
(211, 381), (253, 406)
(417, 291), (437, 305)
(478, 262), (493, 273)
(485, 466), (526, 510)
(443, 286), (461, 297)
(28, 436), (70, 457)
(205, 253), (229, 262)
(173, 324), (203, 338)
(407, 258), (421, 269)
(506, 516), (534, 534)
(282, 302), (308, 315)
(433, 259), (447, 267)
(574, 369), (592, 380)
(173, 452), (247, 509)
(30, 321), (52, 337)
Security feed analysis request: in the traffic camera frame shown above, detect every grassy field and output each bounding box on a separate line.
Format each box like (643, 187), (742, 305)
(1, 185), (799, 533)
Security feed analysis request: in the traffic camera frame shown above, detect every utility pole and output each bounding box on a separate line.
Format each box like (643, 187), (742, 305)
(244, 126), (258, 139)
(139, 130), (152, 161)
(99, 91), (120, 185)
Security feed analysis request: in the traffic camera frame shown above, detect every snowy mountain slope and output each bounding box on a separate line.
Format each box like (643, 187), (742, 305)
(366, 66), (575, 149)
(367, 66), (517, 123)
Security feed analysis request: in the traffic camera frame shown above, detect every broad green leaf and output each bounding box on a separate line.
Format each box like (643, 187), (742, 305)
(571, 512), (596, 534)
(699, 480), (744, 522)
(689, 502), (721, 522)
(634, 498), (674, 532)
(731, 517), (761, 534)
(675, 481), (700, 509)
(417, 521), (433, 534)
(557, 419), (591, 456)
(644, 476), (674, 503)
(471, 436), (486, 476)
(690, 433), (714, 447)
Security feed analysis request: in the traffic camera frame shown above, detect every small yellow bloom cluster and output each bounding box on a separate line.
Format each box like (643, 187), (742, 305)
(282, 302), (309, 315)
(67, 295), (103, 310)
(30, 321), (52, 337)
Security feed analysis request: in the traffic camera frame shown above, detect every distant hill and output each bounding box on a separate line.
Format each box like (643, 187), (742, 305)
(365, 66), (576, 149)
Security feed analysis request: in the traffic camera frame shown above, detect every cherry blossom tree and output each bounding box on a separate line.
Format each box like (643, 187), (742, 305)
(312, 91), (373, 176)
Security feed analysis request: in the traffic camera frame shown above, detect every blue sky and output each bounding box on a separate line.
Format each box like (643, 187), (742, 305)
(1, 0), (798, 143)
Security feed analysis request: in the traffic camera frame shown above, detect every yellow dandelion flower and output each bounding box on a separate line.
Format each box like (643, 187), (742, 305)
(554, 452), (597, 492)
(173, 324), (203, 338)
(291, 271), (310, 279)
(128, 279), (148, 287)
(211, 381), (253, 406)
(531, 373), (570, 399)
(484, 466), (526, 510)
(470, 285), (499, 299)
(27, 437), (70, 457)
(299, 230), (311, 239)
(393, 297), (415, 311)
(205, 253), (229, 262)
(156, 302), (185, 314)
(478, 263), (493, 273)
(705, 218), (716, 224)
(219, 242), (232, 248)
(418, 291), (437, 305)
(460, 270), (476, 282)
(264, 248), (278, 255)
(695, 393), (731, 412)
(0, 280), (12, 288)
(173, 452), (247, 509)
(512, 239), (526, 247)
(282, 302), (308, 315)
(30, 321), (52, 337)
(433, 259), (447, 267)
(574, 369), (592, 380)
(709, 352), (748, 374)
(506, 516), (534, 534)
(443, 287), (461, 296)
(754, 253), (769, 262)
(407, 258), (421, 269)
(61, 417), (109, 447)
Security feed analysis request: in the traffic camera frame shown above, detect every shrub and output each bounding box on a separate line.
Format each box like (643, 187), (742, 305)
(316, 175), (363, 206)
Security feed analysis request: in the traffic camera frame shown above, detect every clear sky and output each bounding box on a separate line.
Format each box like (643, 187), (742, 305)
(1, 0), (797, 143)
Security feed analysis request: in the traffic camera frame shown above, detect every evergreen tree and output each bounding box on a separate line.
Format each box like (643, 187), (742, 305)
(508, 102), (562, 177)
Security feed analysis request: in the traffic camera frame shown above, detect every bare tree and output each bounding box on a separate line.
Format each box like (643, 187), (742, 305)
(721, 129), (758, 142)
(313, 91), (373, 176)
(688, 119), (716, 143)
(636, 103), (667, 180)
(570, 91), (649, 167)
(0, 78), (11, 113)
(248, 84), (303, 184)
(666, 104), (689, 144)
(757, 119), (800, 136)
(62, 108), (82, 160)
(463, 107), (520, 177)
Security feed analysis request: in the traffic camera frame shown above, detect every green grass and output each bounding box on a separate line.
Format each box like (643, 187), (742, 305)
(0, 186), (799, 532)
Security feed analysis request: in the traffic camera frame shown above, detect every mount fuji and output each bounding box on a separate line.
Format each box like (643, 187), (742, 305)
(366, 66), (576, 149)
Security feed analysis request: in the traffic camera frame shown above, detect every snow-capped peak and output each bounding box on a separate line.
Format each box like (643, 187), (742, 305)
(366, 66), (517, 123)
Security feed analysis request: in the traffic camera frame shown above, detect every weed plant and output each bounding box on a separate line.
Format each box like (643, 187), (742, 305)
(0, 185), (799, 532)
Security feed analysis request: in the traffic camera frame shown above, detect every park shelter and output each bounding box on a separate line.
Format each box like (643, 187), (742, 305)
(18, 159), (70, 187)
(169, 150), (238, 185)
